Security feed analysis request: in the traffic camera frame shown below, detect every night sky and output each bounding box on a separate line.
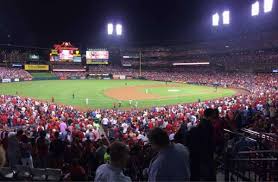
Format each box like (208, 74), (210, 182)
(0, 0), (277, 48)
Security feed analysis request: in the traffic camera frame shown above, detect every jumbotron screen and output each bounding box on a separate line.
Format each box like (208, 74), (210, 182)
(59, 50), (74, 61)
(50, 49), (81, 62)
(86, 49), (109, 64)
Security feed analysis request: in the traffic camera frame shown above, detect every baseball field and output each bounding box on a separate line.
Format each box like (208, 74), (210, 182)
(0, 80), (238, 109)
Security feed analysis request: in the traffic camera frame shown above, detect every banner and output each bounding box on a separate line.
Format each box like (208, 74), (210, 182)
(24, 64), (49, 71)
(14, 78), (20, 82)
(120, 75), (126, 80)
(12, 64), (23, 68)
(2, 79), (11, 83)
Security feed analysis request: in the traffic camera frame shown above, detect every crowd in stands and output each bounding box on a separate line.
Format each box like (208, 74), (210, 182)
(0, 65), (277, 180)
(54, 72), (87, 78)
(120, 49), (278, 72)
(0, 67), (32, 80)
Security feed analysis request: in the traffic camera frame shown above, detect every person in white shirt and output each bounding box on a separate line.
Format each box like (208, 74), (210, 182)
(121, 122), (129, 134)
(102, 118), (109, 126)
(95, 141), (131, 182)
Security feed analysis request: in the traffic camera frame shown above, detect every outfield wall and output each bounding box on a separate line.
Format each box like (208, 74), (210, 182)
(1, 78), (32, 83)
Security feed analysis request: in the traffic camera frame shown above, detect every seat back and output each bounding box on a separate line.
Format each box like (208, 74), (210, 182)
(45, 168), (62, 181)
(15, 165), (31, 180)
(31, 168), (47, 181)
(0, 167), (15, 179)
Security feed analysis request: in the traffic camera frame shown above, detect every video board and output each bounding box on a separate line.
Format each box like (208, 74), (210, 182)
(86, 49), (109, 64)
(50, 42), (81, 63)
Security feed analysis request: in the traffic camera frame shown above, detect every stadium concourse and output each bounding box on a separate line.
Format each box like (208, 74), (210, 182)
(0, 65), (277, 180)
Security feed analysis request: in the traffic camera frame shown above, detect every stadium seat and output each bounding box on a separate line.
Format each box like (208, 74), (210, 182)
(0, 167), (16, 180)
(31, 168), (47, 181)
(45, 168), (62, 181)
(15, 165), (31, 180)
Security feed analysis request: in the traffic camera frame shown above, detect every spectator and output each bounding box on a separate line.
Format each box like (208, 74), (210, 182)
(96, 140), (107, 165)
(70, 159), (87, 181)
(94, 141), (131, 182)
(36, 131), (49, 168)
(20, 134), (33, 168)
(0, 145), (5, 167)
(7, 130), (23, 168)
(49, 131), (66, 168)
(147, 127), (190, 182)
(186, 108), (216, 181)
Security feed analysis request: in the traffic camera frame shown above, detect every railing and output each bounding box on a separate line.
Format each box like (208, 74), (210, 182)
(225, 156), (278, 181)
(223, 129), (278, 181)
(241, 128), (278, 150)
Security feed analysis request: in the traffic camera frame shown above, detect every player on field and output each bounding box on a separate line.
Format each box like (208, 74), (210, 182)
(72, 93), (75, 99)
(215, 85), (218, 92)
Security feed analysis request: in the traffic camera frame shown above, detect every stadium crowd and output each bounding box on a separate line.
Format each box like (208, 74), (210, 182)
(54, 72), (87, 78)
(0, 66), (277, 180)
(0, 67), (32, 80)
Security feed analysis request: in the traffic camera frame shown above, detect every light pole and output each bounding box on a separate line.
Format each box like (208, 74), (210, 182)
(139, 49), (142, 77)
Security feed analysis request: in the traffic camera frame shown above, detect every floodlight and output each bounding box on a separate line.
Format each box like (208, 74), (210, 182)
(252, 1), (260, 16)
(212, 13), (219, 26)
(116, 24), (122, 36)
(222, 11), (230, 25)
(264, 0), (273, 13)
(107, 23), (113, 35)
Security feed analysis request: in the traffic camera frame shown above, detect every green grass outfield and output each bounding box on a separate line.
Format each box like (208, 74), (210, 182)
(0, 80), (236, 109)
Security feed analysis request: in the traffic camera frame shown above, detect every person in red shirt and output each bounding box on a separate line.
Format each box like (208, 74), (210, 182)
(69, 159), (86, 181)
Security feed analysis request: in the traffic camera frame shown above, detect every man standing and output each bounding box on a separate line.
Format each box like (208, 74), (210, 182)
(186, 108), (216, 181)
(95, 141), (131, 182)
(72, 93), (75, 99)
(49, 132), (66, 168)
(7, 130), (23, 167)
(147, 128), (190, 181)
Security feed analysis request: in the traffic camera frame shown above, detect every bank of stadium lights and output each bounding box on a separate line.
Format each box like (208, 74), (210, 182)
(116, 24), (122, 36)
(264, 0), (273, 13)
(251, 0), (273, 16)
(107, 23), (122, 36)
(107, 23), (113, 35)
(212, 11), (229, 27)
(212, 13), (220, 26)
(222, 11), (230, 25)
(252, 1), (260, 16)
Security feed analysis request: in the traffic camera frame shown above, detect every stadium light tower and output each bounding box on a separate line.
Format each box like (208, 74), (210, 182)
(107, 23), (113, 35)
(116, 24), (122, 36)
(222, 11), (230, 25)
(212, 13), (220, 26)
(264, 0), (273, 13)
(252, 1), (260, 16)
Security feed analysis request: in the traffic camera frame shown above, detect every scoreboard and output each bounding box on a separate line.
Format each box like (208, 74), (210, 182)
(50, 42), (81, 63)
(86, 49), (109, 64)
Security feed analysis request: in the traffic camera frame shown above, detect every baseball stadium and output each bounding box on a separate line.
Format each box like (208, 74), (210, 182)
(0, 0), (278, 181)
